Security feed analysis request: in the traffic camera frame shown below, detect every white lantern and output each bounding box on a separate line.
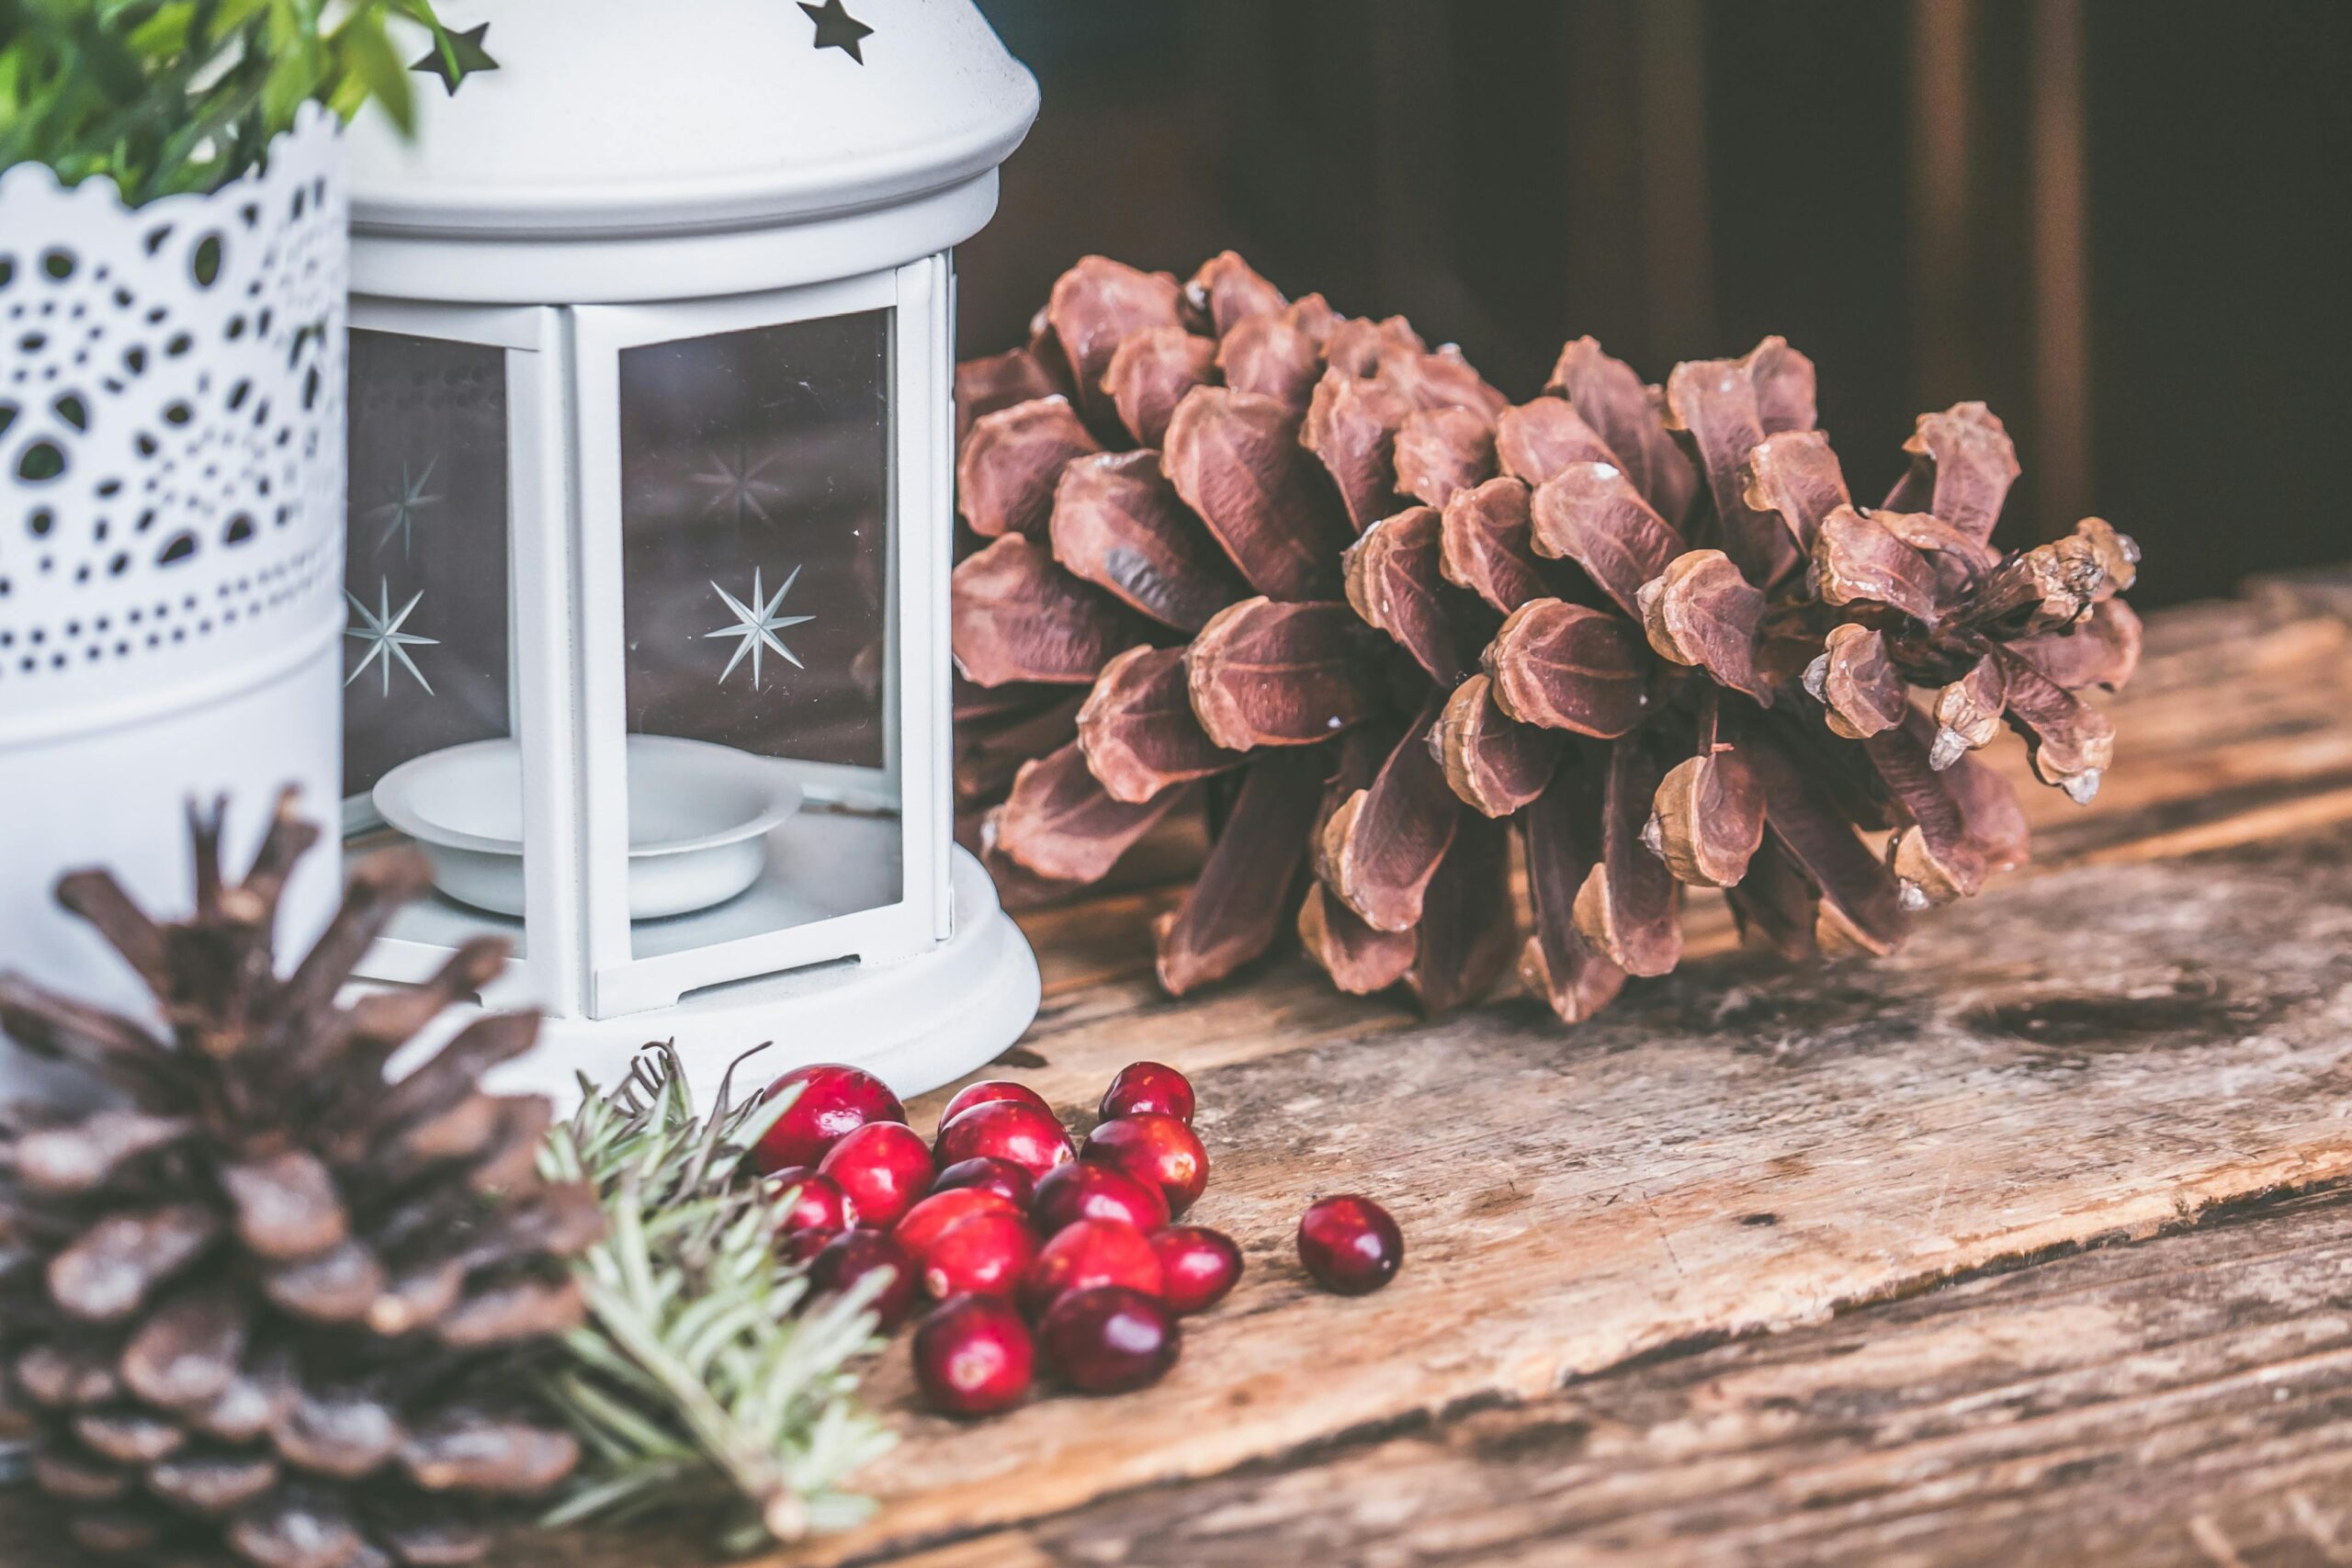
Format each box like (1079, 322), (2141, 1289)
(340, 0), (1042, 1101)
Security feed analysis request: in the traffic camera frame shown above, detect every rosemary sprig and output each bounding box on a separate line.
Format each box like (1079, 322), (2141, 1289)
(539, 1043), (897, 1553)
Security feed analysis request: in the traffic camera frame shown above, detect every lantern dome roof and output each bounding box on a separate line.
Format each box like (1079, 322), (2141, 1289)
(348, 0), (1037, 238)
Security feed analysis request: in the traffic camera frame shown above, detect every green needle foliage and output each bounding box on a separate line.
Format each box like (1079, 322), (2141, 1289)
(540, 1043), (896, 1554)
(0, 0), (459, 205)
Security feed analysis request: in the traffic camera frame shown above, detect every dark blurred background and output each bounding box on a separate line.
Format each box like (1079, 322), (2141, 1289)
(958, 0), (2351, 610)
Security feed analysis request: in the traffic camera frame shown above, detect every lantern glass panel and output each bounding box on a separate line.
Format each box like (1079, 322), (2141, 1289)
(616, 308), (902, 950)
(342, 328), (514, 837)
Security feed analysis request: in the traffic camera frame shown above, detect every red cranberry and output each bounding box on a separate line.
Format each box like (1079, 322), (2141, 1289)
(940, 1078), (1053, 1128)
(914, 1294), (1034, 1416)
(763, 1168), (857, 1234)
(921, 1212), (1039, 1300)
(933, 1156), (1036, 1209)
(1040, 1286), (1180, 1393)
(1032, 1161), (1170, 1237)
(817, 1122), (934, 1230)
(934, 1100), (1076, 1184)
(1297, 1195), (1403, 1295)
(1081, 1113), (1208, 1216)
(893, 1187), (1023, 1262)
(752, 1064), (906, 1174)
(1099, 1061), (1195, 1125)
(812, 1228), (920, 1332)
(1148, 1225), (1243, 1314)
(1021, 1218), (1163, 1317)
(779, 1226), (839, 1267)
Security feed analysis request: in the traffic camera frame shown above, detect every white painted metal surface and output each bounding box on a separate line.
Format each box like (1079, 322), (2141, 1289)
(346, 0), (1038, 302)
(1, 108), (346, 1093)
(440, 843), (1040, 1108)
(342, 3), (1041, 1096)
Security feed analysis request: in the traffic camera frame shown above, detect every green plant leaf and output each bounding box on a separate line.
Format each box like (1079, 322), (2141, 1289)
(543, 1044), (890, 1549)
(3, 0), (449, 201)
(126, 6), (197, 57)
(339, 19), (414, 133)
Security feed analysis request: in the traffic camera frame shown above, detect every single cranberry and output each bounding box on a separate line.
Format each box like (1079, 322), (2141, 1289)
(752, 1064), (906, 1174)
(763, 1168), (857, 1235)
(933, 1156), (1036, 1209)
(913, 1293), (1034, 1416)
(1081, 1113), (1208, 1216)
(1020, 1217), (1163, 1317)
(1148, 1225), (1243, 1314)
(1297, 1195), (1403, 1295)
(1040, 1286), (1180, 1393)
(921, 1211), (1039, 1300)
(894, 1187), (1023, 1262)
(817, 1122), (935, 1230)
(779, 1226), (839, 1267)
(812, 1229), (920, 1332)
(940, 1078), (1054, 1128)
(1099, 1061), (1195, 1125)
(934, 1100), (1076, 1184)
(1032, 1161), (1170, 1237)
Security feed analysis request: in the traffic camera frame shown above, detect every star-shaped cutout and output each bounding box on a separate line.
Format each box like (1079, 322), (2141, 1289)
(345, 579), (438, 697)
(411, 23), (500, 96)
(799, 0), (873, 63)
(706, 566), (816, 690)
(691, 440), (785, 526)
(368, 457), (440, 556)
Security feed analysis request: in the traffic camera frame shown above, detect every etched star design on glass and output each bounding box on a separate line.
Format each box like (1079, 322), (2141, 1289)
(345, 577), (439, 696)
(690, 438), (786, 526)
(705, 565), (815, 691)
(370, 457), (442, 556)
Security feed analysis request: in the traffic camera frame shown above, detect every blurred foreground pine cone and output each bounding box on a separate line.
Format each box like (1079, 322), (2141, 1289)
(0, 793), (597, 1567)
(950, 253), (2142, 1022)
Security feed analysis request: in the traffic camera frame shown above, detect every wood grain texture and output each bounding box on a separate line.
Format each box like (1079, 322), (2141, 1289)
(9, 595), (2352, 1568)
(778, 822), (2352, 1563)
(899, 1186), (2352, 1567)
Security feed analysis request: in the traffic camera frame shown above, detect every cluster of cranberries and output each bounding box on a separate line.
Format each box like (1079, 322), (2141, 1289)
(751, 1059), (1402, 1417)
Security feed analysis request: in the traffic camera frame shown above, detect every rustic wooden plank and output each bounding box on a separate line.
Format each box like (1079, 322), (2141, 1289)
(748, 819), (2352, 1564)
(896, 1187), (2352, 1567)
(16, 596), (2352, 1567)
(448, 821), (2352, 1568)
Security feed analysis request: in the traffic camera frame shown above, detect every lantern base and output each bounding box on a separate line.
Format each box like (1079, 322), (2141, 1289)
(401, 845), (1040, 1110)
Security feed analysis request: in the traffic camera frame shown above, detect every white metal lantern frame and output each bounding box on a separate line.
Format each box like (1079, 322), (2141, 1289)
(340, 0), (1041, 1101)
(347, 260), (956, 1022)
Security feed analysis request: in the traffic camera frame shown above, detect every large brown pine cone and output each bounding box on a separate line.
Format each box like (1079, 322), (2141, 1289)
(950, 254), (2142, 1021)
(0, 795), (598, 1567)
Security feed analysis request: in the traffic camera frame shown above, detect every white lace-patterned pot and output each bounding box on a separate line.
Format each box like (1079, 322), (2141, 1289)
(1, 107), (346, 1092)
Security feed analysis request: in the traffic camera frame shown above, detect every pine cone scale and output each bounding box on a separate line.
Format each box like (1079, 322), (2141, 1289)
(12, 1110), (195, 1195)
(1434, 675), (1562, 818)
(119, 1282), (247, 1408)
(1154, 747), (1326, 995)
(1528, 462), (1683, 618)
(148, 1451), (281, 1516)
(1077, 645), (1240, 804)
(50, 1202), (222, 1322)
(1321, 694), (1462, 934)
(1343, 506), (1487, 685)
(1163, 388), (1352, 601)
(950, 254), (2143, 1021)
(2, 811), (600, 1564)
(1048, 449), (1243, 630)
(1440, 478), (1549, 614)
(223, 1151), (349, 1260)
